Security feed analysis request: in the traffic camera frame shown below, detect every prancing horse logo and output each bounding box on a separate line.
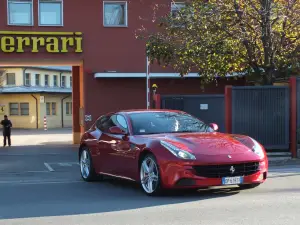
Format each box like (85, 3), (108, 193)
(229, 166), (235, 174)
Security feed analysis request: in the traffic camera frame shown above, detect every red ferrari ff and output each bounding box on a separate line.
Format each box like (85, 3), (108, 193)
(79, 109), (268, 196)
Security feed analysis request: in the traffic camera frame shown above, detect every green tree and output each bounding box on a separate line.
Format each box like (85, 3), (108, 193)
(137, 0), (300, 85)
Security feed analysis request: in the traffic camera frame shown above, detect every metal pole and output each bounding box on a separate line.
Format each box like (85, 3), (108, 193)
(146, 55), (150, 109)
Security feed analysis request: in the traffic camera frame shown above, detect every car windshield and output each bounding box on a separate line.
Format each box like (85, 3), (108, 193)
(129, 111), (214, 135)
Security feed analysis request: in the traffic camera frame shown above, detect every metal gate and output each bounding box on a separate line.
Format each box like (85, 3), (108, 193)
(161, 95), (225, 132)
(296, 78), (300, 148)
(232, 86), (290, 150)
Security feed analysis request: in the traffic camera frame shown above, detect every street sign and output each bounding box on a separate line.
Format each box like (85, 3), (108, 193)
(40, 96), (45, 103)
(0, 104), (5, 115)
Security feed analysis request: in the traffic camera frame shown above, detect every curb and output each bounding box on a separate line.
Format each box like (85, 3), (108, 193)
(269, 159), (300, 167)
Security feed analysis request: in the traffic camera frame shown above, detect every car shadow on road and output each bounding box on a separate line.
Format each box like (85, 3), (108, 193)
(0, 176), (241, 220)
(98, 176), (241, 198)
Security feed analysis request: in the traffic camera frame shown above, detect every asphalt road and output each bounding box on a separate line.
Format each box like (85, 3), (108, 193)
(0, 130), (300, 225)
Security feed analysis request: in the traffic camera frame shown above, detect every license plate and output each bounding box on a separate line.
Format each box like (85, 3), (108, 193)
(222, 176), (243, 185)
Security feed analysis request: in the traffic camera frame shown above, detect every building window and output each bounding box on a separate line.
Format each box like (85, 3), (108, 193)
(70, 76), (72, 87)
(24, 73), (31, 86)
(66, 102), (72, 115)
(35, 74), (40, 86)
(39, 0), (63, 26)
(51, 102), (56, 115)
(6, 73), (16, 85)
(45, 74), (49, 86)
(20, 103), (29, 115)
(103, 1), (127, 27)
(46, 102), (56, 115)
(171, 2), (185, 18)
(7, 0), (33, 26)
(46, 102), (51, 115)
(61, 75), (66, 87)
(53, 75), (58, 86)
(9, 103), (19, 115)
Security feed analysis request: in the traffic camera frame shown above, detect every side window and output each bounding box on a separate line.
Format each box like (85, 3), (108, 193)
(116, 115), (128, 131)
(95, 115), (111, 131)
(95, 114), (128, 133)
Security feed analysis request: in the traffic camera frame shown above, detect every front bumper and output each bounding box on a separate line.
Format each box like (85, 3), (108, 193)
(159, 160), (268, 189)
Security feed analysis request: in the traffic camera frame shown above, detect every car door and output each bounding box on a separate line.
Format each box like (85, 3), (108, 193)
(96, 114), (136, 177)
(93, 115), (112, 173)
(111, 114), (138, 179)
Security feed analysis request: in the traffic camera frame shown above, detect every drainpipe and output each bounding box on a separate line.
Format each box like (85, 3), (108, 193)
(61, 95), (71, 128)
(31, 94), (38, 129)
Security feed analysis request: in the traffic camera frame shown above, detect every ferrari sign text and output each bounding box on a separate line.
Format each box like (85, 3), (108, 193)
(0, 31), (83, 53)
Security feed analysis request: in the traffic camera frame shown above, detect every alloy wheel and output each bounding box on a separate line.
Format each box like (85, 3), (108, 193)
(80, 149), (91, 179)
(140, 156), (159, 194)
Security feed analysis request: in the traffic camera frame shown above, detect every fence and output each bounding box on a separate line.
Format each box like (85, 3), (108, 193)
(160, 95), (225, 132)
(296, 78), (300, 148)
(231, 86), (290, 151)
(154, 77), (299, 157)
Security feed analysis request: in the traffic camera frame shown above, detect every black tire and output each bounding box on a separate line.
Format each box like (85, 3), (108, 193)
(79, 147), (103, 182)
(139, 153), (164, 196)
(238, 183), (261, 190)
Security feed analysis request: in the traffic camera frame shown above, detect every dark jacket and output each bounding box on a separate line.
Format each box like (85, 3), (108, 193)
(1, 119), (12, 136)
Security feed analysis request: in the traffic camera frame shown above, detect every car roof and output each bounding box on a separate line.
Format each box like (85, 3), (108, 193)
(108, 109), (186, 115)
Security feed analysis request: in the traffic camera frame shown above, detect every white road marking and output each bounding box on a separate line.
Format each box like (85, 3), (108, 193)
(0, 153), (75, 156)
(44, 163), (54, 172)
(47, 162), (79, 166)
(0, 180), (82, 185)
(58, 163), (72, 167)
(0, 171), (50, 174)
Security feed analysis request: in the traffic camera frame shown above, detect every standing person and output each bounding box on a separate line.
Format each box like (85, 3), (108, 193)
(1, 115), (12, 147)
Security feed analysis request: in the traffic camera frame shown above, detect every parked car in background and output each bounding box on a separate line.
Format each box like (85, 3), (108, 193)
(79, 109), (268, 196)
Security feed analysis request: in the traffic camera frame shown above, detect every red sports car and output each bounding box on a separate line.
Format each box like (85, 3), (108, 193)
(79, 109), (268, 196)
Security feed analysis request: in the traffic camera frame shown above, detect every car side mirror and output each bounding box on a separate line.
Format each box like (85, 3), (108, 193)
(209, 123), (219, 131)
(109, 126), (126, 135)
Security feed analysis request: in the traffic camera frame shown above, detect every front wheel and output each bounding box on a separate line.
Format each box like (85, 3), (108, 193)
(139, 154), (163, 196)
(79, 148), (100, 182)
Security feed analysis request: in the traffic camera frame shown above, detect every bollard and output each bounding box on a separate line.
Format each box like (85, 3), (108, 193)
(44, 116), (47, 131)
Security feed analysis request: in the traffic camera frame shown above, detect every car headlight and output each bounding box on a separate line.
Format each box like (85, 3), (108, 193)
(250, 138), (265, 158)
(160, 140), (196, 160)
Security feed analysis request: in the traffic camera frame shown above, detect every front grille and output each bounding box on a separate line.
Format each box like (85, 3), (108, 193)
(192, 162), (260, 178)
(175, 178), (196, 187)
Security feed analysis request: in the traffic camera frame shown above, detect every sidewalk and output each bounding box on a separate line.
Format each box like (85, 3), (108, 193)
(0, 128), (75, 148)
(2, 128), (73, 135)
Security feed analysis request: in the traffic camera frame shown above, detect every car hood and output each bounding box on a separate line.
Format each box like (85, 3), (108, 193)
(142, 132), (261, 161)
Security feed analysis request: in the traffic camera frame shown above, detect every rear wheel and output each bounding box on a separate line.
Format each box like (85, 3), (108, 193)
(238, 183), (261, 189)
(79, 148), (102, 182)
(139, 154), (163, 196)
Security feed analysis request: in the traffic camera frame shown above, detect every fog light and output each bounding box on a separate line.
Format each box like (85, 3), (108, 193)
(259, 173), (264, 181)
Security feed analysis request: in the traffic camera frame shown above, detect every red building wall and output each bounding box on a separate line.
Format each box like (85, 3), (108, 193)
(90, 77), (246, 118)
(0, 0), (246, 133)
(0, 0), (167, 69)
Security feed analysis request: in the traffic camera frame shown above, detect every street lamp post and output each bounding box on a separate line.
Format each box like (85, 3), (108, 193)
(146, 55), (150, 109)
